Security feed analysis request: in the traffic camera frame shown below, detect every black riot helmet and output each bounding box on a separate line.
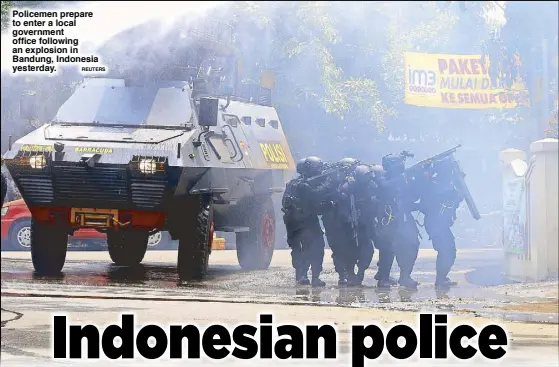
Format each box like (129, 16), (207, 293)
(296, 158), (307, 176)
(353, 164), (373, 183)
(303, 156), (324, 177)
(369, 164), (384, 175)
(339, 157), (358, 166)
(335, 157), (358, 181)
(382, 154), (405, 175)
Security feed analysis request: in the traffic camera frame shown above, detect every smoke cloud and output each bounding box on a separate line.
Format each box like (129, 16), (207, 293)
(1, 1), (557, 253)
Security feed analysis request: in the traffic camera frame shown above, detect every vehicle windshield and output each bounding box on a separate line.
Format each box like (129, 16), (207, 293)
(52, 79), (193, 127)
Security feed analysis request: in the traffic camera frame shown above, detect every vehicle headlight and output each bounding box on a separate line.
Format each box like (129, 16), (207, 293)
(29, 155), (46, 169)
(1, 206), (8, 216)
(139, 159), (157, 174)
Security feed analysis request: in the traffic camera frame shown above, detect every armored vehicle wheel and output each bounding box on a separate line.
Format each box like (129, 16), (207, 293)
(177, 195), (213, 281)
(236, 196), (276, 270)
(107, 231), (149, 266)
(30, 218), (68, 275)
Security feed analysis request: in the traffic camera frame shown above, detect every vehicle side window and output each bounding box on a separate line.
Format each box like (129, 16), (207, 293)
(222, 114), (240, 127)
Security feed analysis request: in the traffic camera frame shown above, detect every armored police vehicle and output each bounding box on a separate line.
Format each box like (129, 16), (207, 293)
(2, 18), (296, 280)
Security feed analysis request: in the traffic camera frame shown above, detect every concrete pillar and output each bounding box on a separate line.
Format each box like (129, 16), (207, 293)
(499, 148), (529, 280)
(528, 138), (559, 280)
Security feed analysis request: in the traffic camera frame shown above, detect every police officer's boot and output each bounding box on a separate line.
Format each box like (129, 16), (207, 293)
(351, 271), (365, 287)
(310, 257), (325, 287)
(377, 279), (392, 289)
(376, 249), (397, 287)
(435, 251), (457, 288)
(377, 274), (396, 289)
(346, 272), (359, 287)
(295, 268), (307, 285)
(398, 274), (419, 290)
(345, 262), (359, 286)
(435, 277), (457, 288)
(374, 272), (397, 286)
(338, 271), (348, 287)
(296, 268), (310, 285)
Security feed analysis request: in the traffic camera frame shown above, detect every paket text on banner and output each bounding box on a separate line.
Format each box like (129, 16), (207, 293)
(404, 51), (530, 109)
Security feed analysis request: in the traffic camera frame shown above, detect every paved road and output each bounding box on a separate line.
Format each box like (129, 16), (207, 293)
(1, 248), (558, 366)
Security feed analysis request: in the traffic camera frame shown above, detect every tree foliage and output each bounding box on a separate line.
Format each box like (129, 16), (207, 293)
(1, 0), (555, 154)
(482, 1), (558, 138)
(1, 1), (11, 30)
(230, 1), (394, 130)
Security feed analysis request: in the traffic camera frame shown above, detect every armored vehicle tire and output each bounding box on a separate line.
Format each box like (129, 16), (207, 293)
(107, 231), (149, 266)
(236, 196), (276, 270)
(177, 195), (213, 281)
(30, 218), (68, 275)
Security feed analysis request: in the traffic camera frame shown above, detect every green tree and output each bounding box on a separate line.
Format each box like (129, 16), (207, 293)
(1, 1), (12, 30)
(231, 2), (394, 129)
(3, 0), (547, 154)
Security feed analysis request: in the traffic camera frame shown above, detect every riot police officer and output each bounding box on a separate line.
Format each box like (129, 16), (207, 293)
(419, 158), (464, 288)
(317, 158), (359, 286)
(375, 154), (421, 290)
(301, 156), (328, 287)
(368, 165), (398, 288)
(342, 164), (377, 286)
(282, 158), (310, 284)
(282, 156), (326, 287)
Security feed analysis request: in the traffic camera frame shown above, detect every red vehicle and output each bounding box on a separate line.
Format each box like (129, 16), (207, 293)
(1, 199), (172, 251)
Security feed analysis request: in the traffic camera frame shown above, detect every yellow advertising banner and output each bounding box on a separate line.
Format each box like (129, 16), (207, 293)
(404, 52), (530, 109)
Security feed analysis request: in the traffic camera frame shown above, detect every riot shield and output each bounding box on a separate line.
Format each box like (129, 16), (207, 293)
(451, 158), (481, 220)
